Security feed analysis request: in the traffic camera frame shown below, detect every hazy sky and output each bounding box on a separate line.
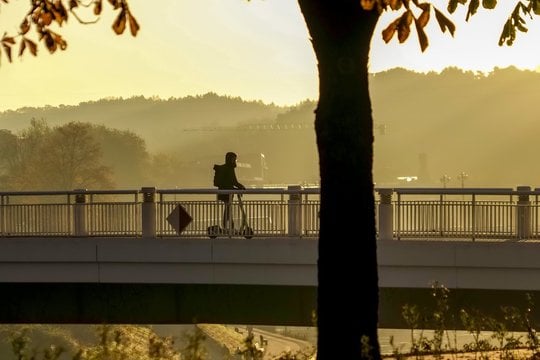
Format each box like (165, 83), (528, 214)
(1, 0), (540, 111)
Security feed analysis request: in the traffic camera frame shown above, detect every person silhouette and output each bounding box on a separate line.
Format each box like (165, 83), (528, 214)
(213, 152), (245, 230)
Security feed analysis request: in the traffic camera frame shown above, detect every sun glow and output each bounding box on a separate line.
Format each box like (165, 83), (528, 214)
(0, 0), (539, 111)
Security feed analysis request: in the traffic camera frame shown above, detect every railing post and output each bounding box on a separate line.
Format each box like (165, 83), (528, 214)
(74, 189), (87, 237)
(517, 185), (531, 239)
(0, 195), (5, 236)
(142, 187), (156, 238)
(288, 185), (302, 236)
(377, 188), (394, 240)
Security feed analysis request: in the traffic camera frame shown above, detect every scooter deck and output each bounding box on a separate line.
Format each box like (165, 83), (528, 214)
(207, 225), (253, 239)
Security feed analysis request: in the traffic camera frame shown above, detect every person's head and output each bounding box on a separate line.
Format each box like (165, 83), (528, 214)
(225, 152), (237, 167)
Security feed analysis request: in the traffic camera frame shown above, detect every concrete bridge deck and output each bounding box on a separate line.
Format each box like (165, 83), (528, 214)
(3, 236), (540, 328)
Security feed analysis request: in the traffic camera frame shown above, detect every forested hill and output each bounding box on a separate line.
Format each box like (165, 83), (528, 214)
(2, 66), (540, 188)
(369, 66), (540, 187)
(0, 93), (287, 151)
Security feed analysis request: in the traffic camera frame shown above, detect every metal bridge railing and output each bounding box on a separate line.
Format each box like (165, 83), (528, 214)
(0, 187), (320, 238)
(3, 186), (540, 240)
(378, 186), (538, 241)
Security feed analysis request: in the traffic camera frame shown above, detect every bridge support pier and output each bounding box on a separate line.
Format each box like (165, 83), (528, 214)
(517, 186), (531, 239)
(288, 185), (302, 236)
(142, 187), (156, 238)
(74, 189), (87, 237)
(377, 188), (393, 240)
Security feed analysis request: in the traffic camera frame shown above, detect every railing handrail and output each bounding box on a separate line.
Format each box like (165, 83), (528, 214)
(390, 187), (515, 195)
(0, 189), (140, 196)
(0, 187), (320, 197)
(157, 187), (320, 195)
(5, 186), (540, 197)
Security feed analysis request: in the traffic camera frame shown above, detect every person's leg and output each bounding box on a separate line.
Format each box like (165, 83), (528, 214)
(222, 200), (230, 229)
(222, 199), (235, 231)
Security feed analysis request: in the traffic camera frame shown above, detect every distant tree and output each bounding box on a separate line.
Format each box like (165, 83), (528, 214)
(0, 129), (18, 176)
(0, 120), (113, 190)
(0, 118), (51, 189)
(40, 122), (114, 189)
(2, 0), (539, 359)
(148, 152), (187, 188)
(90, 125), (151, 187)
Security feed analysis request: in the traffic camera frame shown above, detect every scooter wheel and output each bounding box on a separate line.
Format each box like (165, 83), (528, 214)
(243, 227), (254, 239)
(207, 225), (220, 239)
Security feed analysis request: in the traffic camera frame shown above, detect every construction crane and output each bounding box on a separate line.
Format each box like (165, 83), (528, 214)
(182, 123), (313, 132)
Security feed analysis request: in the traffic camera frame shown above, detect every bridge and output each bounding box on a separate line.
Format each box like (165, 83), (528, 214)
(3, 186), (540, 328)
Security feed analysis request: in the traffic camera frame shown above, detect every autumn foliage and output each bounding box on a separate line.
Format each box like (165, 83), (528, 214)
(0, 0), (138, 63)
(360, 0), (540, 52)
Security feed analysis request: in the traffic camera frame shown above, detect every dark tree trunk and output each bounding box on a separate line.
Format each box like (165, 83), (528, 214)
(297, 1), (381, 359)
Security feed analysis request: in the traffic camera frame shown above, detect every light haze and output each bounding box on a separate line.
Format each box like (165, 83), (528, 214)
(1, 0), (540, 111)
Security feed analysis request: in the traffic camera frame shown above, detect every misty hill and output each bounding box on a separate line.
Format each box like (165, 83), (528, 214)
(0, 93), (287, 152)
(370, 66), (540, 188)
(2, 66), (540, 188)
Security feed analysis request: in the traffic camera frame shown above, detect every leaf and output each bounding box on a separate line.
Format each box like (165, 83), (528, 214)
(53, 33), (67, 50)
(415, 2), (430, 11)
(26, 39), (37, 56)
(20, 18), (30, 35)
(112, 9), (126, 35)
(382, 17), (400, 43)
(18, 38), (26, 57)
(516, 21), (528, 33)
(397, 10), (413, 43)
(414, 17), (429, 51)
(52, 10), (64, 26)
(41, 11), (53, 26)
(44, 32), (57, 53)
(2, 35), (15, 45)
(466, 0), (479, 21)
(447, 0), (459, 13)
(417, 6), (430, 28)
(447, 0), (467, 13)
(434, 8), (456, 36)
(482, 0), (497, 9)
(533, 0), (540, 15)
(108, 0), (121, 10)
(388, 0), (402, 11)
(94, 0), (102, 15)
(69, 0), (78, 10)
(127, 12), (139, 36)
(360, 0), (376, 10)
(2, 43), (12, 62)
(52, 0), (68, 25)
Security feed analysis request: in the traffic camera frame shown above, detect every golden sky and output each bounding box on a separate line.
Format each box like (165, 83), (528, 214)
(1, 0), (539, 111)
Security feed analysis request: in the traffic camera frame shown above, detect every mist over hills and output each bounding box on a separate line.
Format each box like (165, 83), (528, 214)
(0, 92), (287, 152)
(370, 66), (540, 188)
(1, 66), (540, 188)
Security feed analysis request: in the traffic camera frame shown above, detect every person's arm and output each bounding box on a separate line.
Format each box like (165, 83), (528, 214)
(233, 171), (245, 189)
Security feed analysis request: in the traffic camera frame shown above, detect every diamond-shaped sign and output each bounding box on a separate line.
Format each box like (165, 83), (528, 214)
(167, 204), (193, 235)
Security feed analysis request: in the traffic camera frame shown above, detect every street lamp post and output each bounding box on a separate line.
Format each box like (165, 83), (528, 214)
(457, 172), (469, 200)
(440, 175), (451, 188)
(458, 172), (469, 189)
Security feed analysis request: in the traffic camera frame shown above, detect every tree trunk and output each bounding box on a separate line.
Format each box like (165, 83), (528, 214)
(297, 1), (381, 359)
